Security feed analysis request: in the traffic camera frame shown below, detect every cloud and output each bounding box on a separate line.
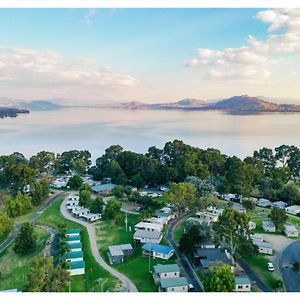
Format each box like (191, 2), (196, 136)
(184, 8), (300, 83)
(0, 46), (137, 90)
(84, 9), (98, 24)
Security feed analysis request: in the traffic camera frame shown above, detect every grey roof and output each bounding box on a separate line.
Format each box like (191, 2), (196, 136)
(235, 276), (251, 285)
(153, 264), (180, 274)
(253, 240), (272, 249)
(262, 221), (275, 228)
(160, 277), (188, 288)
(108, 244), (133, 256)
(92, 183), (117, 192)
(193, 248), (233, 266)
(284, 223), (298, 231)
(272, 201), (288, 208)
(134, 229), (161, 239)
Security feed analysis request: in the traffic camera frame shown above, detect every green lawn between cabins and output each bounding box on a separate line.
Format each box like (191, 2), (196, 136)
(36, 196), (119, 292)
(95, 213), (178, 292)
(0, 226), (49, 291)
(243, 254), (281, 291)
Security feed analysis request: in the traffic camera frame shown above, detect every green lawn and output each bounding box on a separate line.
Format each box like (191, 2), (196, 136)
(95, 213), (178, 292)
(243, 254), (281, 291)
(0, 226), (49, 291)
(36, 197), (119, 292)
(173, 220), (185, 245)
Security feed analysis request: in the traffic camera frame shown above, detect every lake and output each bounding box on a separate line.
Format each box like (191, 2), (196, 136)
(1, 107), (300, 160)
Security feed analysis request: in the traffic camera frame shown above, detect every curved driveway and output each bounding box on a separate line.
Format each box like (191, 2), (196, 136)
(278, 240), (300, 292)
(60, 194), (138, 292)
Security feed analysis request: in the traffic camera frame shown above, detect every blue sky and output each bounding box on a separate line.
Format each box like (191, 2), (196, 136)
(0, 8), (299, 103)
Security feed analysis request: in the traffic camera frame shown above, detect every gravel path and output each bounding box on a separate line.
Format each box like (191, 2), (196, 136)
(60, 193), (138, 292)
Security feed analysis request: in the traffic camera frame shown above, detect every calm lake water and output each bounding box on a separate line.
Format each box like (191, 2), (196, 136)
(0, 107), (300, 160)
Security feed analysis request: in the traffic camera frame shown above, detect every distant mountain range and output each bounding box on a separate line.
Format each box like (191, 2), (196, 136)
(1, 95), (300, 117)
(105, 95), (300, 113)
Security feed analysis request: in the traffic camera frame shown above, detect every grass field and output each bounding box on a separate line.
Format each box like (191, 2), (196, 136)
(36, 197), (119, 292)
(95, 213), (177, 292)
(243, 253), (281, 291)
(0, 226), (49, 291)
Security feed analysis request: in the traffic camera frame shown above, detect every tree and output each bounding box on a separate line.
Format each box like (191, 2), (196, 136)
(131, 174), (145, 189)
(4, 192), (33, 217)
(59, 150), (91, 174)
(179, 224), (207, 255)
(0, 210), (14, 236)
(213, 208), (252, 255)
(26, 256), (70, 292)
(242, 198), (256, 211)
(14, 222), (36, 254)
(253, 147), (276, 172)
(104, 199), (122, 219)
(105, 160), (127, 185)
(89, 196), (104, 214)
(185, 176), (216, 197)
(197, 194), (220, 211)
(293, 261), (300, 271)
(203, 262), (235, 292)
(270, 207), (288, 231)
(79, 187), (91, 207)
(68, 175), (83, 189)
(3, 163), (36, 194)
(278, 183), (300, 206)
(164, 182), (196, 211)
(29, 151), (56, 173)
(112, 185), (126, 199)
(31, 179), (49, 206)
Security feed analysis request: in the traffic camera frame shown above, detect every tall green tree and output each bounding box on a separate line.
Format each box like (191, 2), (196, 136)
(0, 210), (14, 236)
(68, 175), (83, 189)
(104, 199), (122, 219)
(203, 262), (235, 292)
(213, 208), (252, 255)
(14, 222), (36, 254)
(164, 182), (196, 211)
(4, 192), (33, 217)
(29, 151), (56, 173)
(270, 207), (288, 231)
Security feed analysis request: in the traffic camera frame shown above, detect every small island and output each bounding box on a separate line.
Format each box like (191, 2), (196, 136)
(0, 107), (30, 119)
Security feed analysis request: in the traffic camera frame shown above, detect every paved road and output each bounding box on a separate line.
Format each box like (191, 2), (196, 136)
(0, 191), (65, 254)
(278, 240), (300, 291)
(237, 257), (272, 292)
(60, 193), (138, 292)
(166, 212), (204, 292)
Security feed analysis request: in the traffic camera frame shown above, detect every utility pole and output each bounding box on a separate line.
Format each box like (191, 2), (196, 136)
(125, 211), (128, 232)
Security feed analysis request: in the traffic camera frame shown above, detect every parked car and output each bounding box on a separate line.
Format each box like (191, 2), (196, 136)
(46, 239), (51, 245)
(188, 284), (195, 292)
(267, 262), (274, 272)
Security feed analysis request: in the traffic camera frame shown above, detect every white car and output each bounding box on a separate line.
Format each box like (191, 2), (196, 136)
(267, 262), (274, 272)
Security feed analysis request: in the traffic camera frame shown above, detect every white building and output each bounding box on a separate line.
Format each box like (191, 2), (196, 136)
(68, 261), (85, 276)
(82, 213), (102, 222)
(72, 208), (90, 217)
(272, 201), (288, 209)
(65, 251), (84, 263)
(249, 221), (256, 230)
(262, 221), (276, 233)
(135, 222), (163, 233)
(142, 243), (174, 260)
(159, 277), (189, 292)
(257, 198), (272, 207)
(133, 229), (162, 244)
(285, 205), (300, 216)
(196, 211), (219, 224)
(235, 276), (252, 292)
(253, 240), (273, 255)
(66, 228), (80, 237)
(206, 206), (224, 216)
(153, 264), (180, 284)
(284, 224), (299, 238)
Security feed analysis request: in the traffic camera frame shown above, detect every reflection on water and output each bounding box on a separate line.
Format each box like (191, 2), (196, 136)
(0, 107), (299, 160)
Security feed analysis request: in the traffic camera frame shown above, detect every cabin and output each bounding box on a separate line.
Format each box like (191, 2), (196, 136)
(147, 217), (166, 226)
(206, 206), (224, 216)
(135, 222), (163, 233)
(257, 198), (272, 207)
(92, 183), (117, 195)
(66, 235), (81, 244)
(82, 213), (102, 222)
(68, 261), (85, 276)
(192, 247), (234, 270)
(285, 205), (300, 216)
(284, 224), (298, 238)
(72, 207), (90, 217)
(235, 276), (252, 292)
(195, 211), (219, 224)
(107, 244), (133, 265)
(68, 242), (82, 252)
(66, 228), (80, 237)
(262, 221), (276, 233)
(253, 240), (273, 255)
(65, 251), (84, 263)
(272, 201), (288, 209)
(159, 277), (189, 292)
(153, 264), (180, 284)
(133, 230), (162, 244)
(231, 203), (246, 213)
(222, 193), (237, 201)
(249, 221), (256, 230)
(142, 243), (174, 260)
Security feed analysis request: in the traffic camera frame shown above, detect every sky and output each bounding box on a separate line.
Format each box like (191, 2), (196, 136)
(0, 8), (300, 104)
